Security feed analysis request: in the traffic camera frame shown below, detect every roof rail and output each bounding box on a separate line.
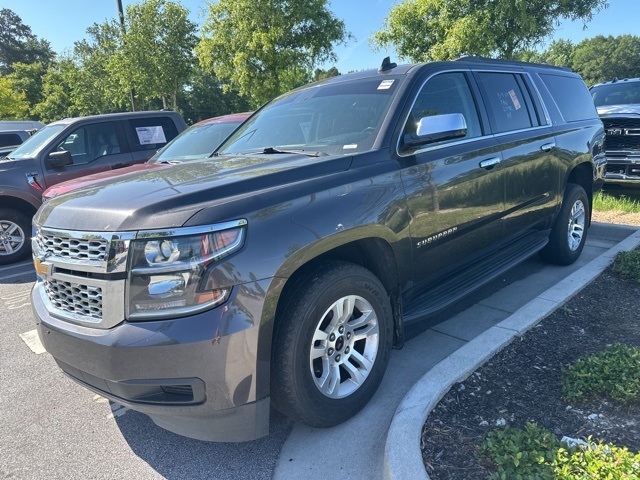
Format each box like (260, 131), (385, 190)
(455, 55), (571, 72)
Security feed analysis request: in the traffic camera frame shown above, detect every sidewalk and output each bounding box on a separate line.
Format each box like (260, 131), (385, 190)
(272, 223), (640, 480)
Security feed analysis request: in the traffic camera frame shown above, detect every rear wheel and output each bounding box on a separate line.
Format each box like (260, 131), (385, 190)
(540, 184), (589, 265)
(271, 261), (393, 427)
(0, 209), (31, 265)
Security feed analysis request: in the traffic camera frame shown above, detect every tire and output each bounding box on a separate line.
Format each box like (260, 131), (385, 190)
(0, 209), (31, 265)
(540, 184), (589, 265)
(271, 261), (393, 427)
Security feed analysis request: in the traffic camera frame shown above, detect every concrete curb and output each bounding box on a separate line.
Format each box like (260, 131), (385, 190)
(383, 226), (640, 480)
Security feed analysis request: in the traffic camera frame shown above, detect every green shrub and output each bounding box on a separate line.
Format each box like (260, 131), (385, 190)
(481, 423), (640, 479)
(481, 423), (561, 479)
(563, 344), (640, 404)
(612, 250), (640, 284)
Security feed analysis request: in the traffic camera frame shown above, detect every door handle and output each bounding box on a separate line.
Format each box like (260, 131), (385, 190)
(479, 157), (501, 169)
(540, 142), (556, 152)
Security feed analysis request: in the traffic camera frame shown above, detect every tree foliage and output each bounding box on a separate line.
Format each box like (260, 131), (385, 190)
(120, 0), (197, 110)
(312, 67), (341, 82)
(197, 0), (349, 107)
(0, 76), (29, 119)
(372, 0), (609, 61)
(518, 35), (640, 86)
(571, 35), (640, 86)
(0, 8), (53, 74)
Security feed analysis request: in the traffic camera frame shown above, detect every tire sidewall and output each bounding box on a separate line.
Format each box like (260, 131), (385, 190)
(275, 264), (393, 427)
(555, 184), (589, 265)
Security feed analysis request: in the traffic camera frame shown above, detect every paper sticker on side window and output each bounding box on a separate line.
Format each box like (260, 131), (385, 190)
(508, 90), (522, 110)
(378, 80), (395, 90)
(136, 126), (167, 145)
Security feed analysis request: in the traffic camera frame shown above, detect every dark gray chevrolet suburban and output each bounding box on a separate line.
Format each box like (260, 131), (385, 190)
(31, 58), (604, 442)
(0, 111), (186, 264)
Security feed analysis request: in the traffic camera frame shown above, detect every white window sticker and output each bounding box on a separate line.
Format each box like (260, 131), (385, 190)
(377, 79), (395, 90)
(135, 126), (167, 145)
(508, 89), (522, 110)
(343, 144), (358, 149)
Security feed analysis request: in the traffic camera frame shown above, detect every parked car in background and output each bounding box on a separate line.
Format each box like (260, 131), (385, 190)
(0, 111), (186, 264)
(41, 112), (251, 201)
(590, 78), (640, 187)
(32, 57), (603, 442)
(0, 120), (45, 158)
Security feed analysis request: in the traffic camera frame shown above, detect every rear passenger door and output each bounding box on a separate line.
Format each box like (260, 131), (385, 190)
(473, 71), (562, 240)
(42, 121), (133, 188)
(123, 116), (180, 163)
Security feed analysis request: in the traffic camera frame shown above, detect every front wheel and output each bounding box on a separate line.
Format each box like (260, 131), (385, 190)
(540, 184), (589, 265)
(271, 262), (393, 427)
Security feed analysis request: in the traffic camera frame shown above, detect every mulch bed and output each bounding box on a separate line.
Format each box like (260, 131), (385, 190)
(421, 268), (640, 479)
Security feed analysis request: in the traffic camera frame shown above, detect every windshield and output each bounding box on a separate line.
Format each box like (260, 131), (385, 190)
(217, 77), (399, 156)
(150, 121), (242, 163)
(591, 82), (640, 107)
(8, 124), (66, 160)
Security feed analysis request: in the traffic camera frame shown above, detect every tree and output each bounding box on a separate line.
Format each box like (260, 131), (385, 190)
(197, 0), (349, 107)
(178, 66), (251, 124)
(120, 0), (197, 111)
(0, 76), (28, 119)
(312, 67), (340, 82)
(372, 0), (608, 61)
(0, 8), (53, 74)
(571, 35), (640, 86)
(6, 61), (47, 116)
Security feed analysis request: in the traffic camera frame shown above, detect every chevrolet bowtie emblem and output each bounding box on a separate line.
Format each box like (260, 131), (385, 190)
(34, 257), (52, 278)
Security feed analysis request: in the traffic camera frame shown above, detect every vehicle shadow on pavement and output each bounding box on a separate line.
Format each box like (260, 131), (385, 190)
(113, 404), (293, 480)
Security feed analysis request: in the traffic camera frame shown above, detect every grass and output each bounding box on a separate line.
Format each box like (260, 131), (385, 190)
(593, 191), (640, 213)
(612, 249), (640, 284)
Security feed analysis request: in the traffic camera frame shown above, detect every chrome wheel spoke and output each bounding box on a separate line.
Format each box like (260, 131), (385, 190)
(342, 359), (366, 385)
(318, 364), (341, 397)
(349, 349), (374, 372)
(347, 307), (373, 329)
(353, 321), (378, 342)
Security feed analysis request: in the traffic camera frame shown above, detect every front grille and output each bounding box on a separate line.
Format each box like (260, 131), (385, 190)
(36, 232), (108, 262)
(43, 278), (103, 320)
(602, 118), (640, 152)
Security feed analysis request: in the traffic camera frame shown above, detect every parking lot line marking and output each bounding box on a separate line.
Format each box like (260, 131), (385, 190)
(2, 290), (31, 309)
(107, 403), (130, 419)
(0, 269), (35, 281)
(19, 329), (46, 354)
(93, 395), (109, 404)
(0, 260), (32, 272)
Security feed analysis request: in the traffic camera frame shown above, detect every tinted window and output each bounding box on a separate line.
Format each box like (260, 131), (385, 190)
(0, 133), (23, 148)
(125, 117), (179, 152)
(56, 122), (121, 165)
(541, 74), (597, 122)
(404, 72), (482, 144)
(590, 81), (640, 107)
(477, 73), (534, 133)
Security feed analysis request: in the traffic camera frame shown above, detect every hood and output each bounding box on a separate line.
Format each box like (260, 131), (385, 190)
(42, 163), (167, 200)
(597, 104), (640, 116)
(35, 153), (352, 231)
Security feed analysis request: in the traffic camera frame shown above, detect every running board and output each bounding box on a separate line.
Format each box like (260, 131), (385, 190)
(403, 235), (548, 323)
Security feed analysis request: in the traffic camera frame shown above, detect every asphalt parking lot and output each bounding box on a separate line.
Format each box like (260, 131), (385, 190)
(1, 223), (636, 479)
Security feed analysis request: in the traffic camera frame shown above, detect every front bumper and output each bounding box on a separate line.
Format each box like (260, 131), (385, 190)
(32, 278), (273, 442)
(603, 154), (640, 186)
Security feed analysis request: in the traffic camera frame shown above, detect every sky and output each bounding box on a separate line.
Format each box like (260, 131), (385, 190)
(2, 0), (638, 73)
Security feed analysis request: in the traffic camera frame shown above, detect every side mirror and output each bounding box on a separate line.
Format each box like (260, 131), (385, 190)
(403, 113), (467, 150)
(47, 150), (73, 168)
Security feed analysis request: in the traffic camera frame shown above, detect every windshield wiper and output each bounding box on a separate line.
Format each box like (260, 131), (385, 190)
(252, 147), (328, 157)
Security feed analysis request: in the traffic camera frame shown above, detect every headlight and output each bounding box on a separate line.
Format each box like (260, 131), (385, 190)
(127, 220), (246, 320)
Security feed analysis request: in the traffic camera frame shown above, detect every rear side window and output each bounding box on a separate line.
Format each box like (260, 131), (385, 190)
(476, 73), (536, 133)
(0, 133), (23, 148)
(540, 74), (597, 122)
(125, 116), (179, 152)
(56, 122), (121, 165)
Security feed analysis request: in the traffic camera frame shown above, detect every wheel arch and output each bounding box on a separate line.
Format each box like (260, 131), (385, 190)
(0, 194), (38, 219)
(566, 162), (594, 224)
